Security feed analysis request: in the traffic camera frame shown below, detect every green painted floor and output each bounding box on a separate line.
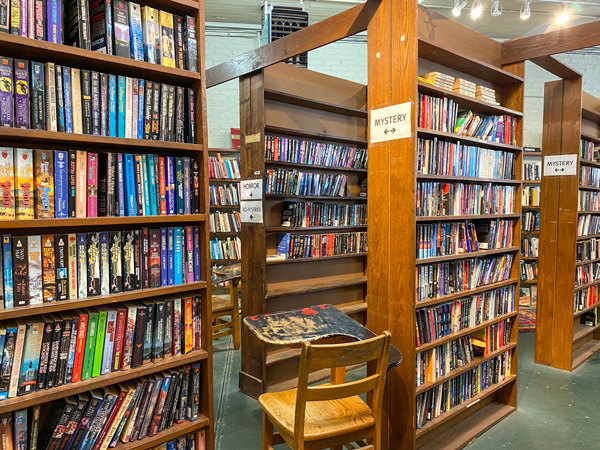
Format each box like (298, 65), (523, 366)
(213, 332), (600, 450)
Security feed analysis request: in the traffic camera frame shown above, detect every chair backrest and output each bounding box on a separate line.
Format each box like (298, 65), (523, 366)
(293, 332), (392, 445)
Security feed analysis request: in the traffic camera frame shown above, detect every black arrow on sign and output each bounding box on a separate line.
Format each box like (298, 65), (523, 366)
(250, 214), (254, 220)
(384, 128), (397, 135)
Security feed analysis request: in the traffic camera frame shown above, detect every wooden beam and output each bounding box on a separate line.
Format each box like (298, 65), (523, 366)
(530, 55), (581, 80)
(206, 1), (380, 88)
(502, 21), (600, 65)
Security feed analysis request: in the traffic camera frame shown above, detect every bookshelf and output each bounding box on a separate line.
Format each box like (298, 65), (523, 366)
(0, 1), (214, 449)
(238, 62), (368, 398)
(536, 82), (600, 371)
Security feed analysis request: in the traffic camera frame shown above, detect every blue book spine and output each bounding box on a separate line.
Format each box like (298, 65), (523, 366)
(160, 228), (168, 286)
(129, 5), (144, 61)
(117, 76), (126, 138)
(54, 150), (69, 218)
(137, 79), (145, 139)
(124, 154), (136, 216)
(167, 227), (174, 285)
(63, 67), (73, 133)
(141, 154), (151, 215)
(108, 75), (117, 137)
(66, 317), (78, 383)
(147, 154), (157, 216)
(167, 441), (176, 450)
(165, 157), (175, 215)
(46, 0), (62, 44)
(174, 227), (183, 285)
(2, 236), (13, 309)
(193, 226), (200, 282)
(116, 153), (125, 216)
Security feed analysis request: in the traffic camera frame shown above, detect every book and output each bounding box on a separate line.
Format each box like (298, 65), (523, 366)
(109, 74), (117, 137)
(109, 231), (122, 293)
(33, 150), (54, 219)
(141, 6), (159, 64)
(30, 62), (45, 130)
(87, 153), (99, 217)
(15, 149), (34, 220)
(10, 0), (20, 36)
(71, 68), (83, 134)
(14, 60), (30, 128)
(0, 326), (17, 399)
(76, 233), (87, 298)
(122, 230), (135, 291)
(80, 310), (98, 380)
(91, 71), (101, 135)
(183, 297), (193, 354)
(159, 11), (175, 68)
(87, 233), (100, 297)
(65, 0), (91, 49)
(0, 0), (8, 33)
(75, 150), (87, 218)
(54, 150), (69, 218)
(54, 234), (69, 301)
(81, 70), (92, 135)
(185, 16), (198, 72)
(131, 79), (138, 143)
(67, 233), (77, 300)
(125, 76), (132, 138)
(174, 15), (184, 70)
(185, 88), (195, 144)
(112, 0), (130, 58)
(8, 321), (26, 398)
(0, 57), (14, 128)
(67, 151), (76, 216)
(12, 237), (29, 307)
(111, 307), (127, 371)
(45, 317), (62, 389)
(150, 81), (160, 139)
(100, 73), (108, 136)
(63, 67), (73, 133)
(90, 0), (113, 54)
(46, 0), (62, 44)
(70, 311), (87, 382)
(98, 231), (110, 296)
(13, 409), (27, 450)
(44, 62), (57, 132)
(0, 148), (15, 218)
(42, 235), (56, 302)
(17, 319), (44, 394)
(117, 75), (126, 137)
(128, 2), (143, 61)
(93, 308), (110, 376)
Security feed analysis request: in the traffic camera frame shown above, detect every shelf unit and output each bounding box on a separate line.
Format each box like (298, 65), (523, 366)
(239, 63), (368, 397)
(208, 148), (241, 270)
(536, 83), (600, 371)
(0, 1), (213, 448)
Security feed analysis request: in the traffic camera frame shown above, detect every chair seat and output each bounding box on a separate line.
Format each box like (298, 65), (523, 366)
(212, 296), (233, 313)
(259, 386), (375, 442)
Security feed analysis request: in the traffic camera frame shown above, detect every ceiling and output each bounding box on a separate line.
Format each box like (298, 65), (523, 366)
(205, 0), (600, 41)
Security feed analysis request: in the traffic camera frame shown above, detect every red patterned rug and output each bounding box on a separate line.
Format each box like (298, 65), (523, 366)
(519, 308), (536, 332)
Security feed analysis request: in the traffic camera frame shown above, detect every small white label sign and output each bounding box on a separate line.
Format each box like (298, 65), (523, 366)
(370, 102), (411, 144)
(241, 179), (263, 201)
(241, 201), (263, 223)
(544, 154), (578, 176)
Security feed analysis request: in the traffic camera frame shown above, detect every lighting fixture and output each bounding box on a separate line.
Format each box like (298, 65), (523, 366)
(520, 0), (531, 19)
(556, 5), (570, 24)
(491, 0), (502, 16)
(471, 0), (483, 18)
(452, 0), (467, 16)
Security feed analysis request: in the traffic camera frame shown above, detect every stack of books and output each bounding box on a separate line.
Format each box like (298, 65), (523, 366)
(476, 85), (499, 105)
(453, 78), (476, 98)
(421, 72), (455, 90)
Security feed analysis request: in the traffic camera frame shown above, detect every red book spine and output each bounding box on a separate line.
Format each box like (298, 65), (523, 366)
(87, 153), (98, 217)
(91, 390), (127, 450)
(112, 309), (127, 371)
(158, 157), (167, 215)
(71, 313), (88, 382)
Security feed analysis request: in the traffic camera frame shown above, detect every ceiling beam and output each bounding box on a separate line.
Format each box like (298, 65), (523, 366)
(501, 21), (600, 65)
(530, 55), (582, 79)
(206, 0), (381, 88)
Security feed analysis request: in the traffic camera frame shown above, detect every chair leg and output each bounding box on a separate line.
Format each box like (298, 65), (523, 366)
(262, 412), (274, 450)
(230, 281), (240, 349)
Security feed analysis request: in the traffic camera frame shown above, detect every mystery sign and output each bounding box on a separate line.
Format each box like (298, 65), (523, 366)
(543, 154), (577, 176)
(370, 102), (411, 143)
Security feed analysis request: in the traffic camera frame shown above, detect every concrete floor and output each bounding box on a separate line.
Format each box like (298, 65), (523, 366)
(213, 332), (600, 450)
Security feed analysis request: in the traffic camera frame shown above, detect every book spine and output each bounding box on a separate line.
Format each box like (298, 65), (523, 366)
(0, 148), (15, 219)
(131, 79), (138, 142)
(112, 308), (126, 371)
(167, 227), (174, 285)
(55, 65), (65, 131)
(30, 62), (45, 130)
(67, 233), (77, 299)
(0, 0), (8, 33)
(175, 87), (184, 142)
(159, 84), (168, 141)
(158, 157), (167, 215)
(185, 226), (194, 283)
(124, 154), (136, 216)
(160, 228), (167, 286)
(63, 67), (73, 133)
(183, 296), (193, 353)
(54, 151), (68, 218)
(121, 306), (136, 370)
(0, 57), (13, 127)
(81, 70), (92, 134)
(101, 310), (116, 375)
(54, 234), (68, 300)
(141, 302), (152, 364)
(14, 60), (30, 129)
(131, 307), (146, 368)
(55, 319), (72, 386)
(44, 62), (57, 131)
(174, 227), (183, 285)
(71, 68), (83, 134)
(193, 296), (201, 351)
(128, 2), (143, 61)
(112, 0), (130, 58)
(76, 233), (87, 298)
(141, 155), (150, 215)
(143, 81), (152, 139)
(159, 11), (175, 68)
(34, 149), (54, 219)
(133, 154), (144, 216)
(41, 235), (56, 302)
(163, 299), (172, 357)
(87, 153), (98, 217)
(122, 230), (135, 290)
(91, 71), (101, 135)
(99, 231), (110, 296)
(87, 233), (100, 297)
(12, 236), (29, 307)
(10, 0), (20, 36)
(185, 16), (198, 72)
(27, 235), (43, 305)
(71, 313), (87, 382)
(193, 226), (200, 281)
(124, 77), (132, 138)
(141, 227), (149, 289)
(109, 74), (117, 137)
(150, 82), (160, 139)
(175, 158), (184, 214)
(81, 313), (98, 380)
(137, 79), (145, 139)
(75, 150), (87, 217)
(8, 324), (26, 397)
(174, 16), (184, 70)
(15, 148), (33, 219)
(65, 316), (79, 383)
(165, 157), (175, 215)
(109, 231), (122, 293)
(187, 364), (200, 420)
(1, 237), (13, 308)
(100, 73), (108, 136)
(117, 76), (126, 138)
(36, 321), (53, 389)
(116, 153), (125, 216)
(186, 88), (195, 144)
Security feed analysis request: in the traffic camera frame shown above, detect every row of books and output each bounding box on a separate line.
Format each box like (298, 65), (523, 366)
(0, 58), (196, 142)
(418, 93), (517, 145)
(0, 149), (200, 219)
(416, 350), (512, 429)
(574, 285), (597, 312)
(576, 237), (600, 263)
(415, 285), (515, 347)
(580, 165), (600, 189)
(579, 190), (600, 212)
(575, 262), (599, 288)
(522, 211), (539, 232)
(265, 169), (348, 198)
(276, 232), (367, 260)
(208, 155), (240, 180)
(520, 261), (538, 282)
(420, 72), (499, 105)
(416, 182), (516, 217)
(415, 254), (514, 302)
(522, 186), (540, 207)
(209, 183), (239, 207)
(264, 135), (368, 170)
(580, 139), (599, 162)
(0, 297), (201, 399)
(523, 161), (541, 182)
(577, 214), (600, 237)
(521, 236), (539, 258)
(209, 237), (240, 261)
(416, 138), (516, 180)
(519, 285), (537, 307)
(416, 220), (514, 259)
(580, 308), (599, 327)
(280, 202), (367, 228)
(209, 211), (240, 234)
(0, 228), (201, 308)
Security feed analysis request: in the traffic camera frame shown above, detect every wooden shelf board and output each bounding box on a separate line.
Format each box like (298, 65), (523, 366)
(578, 234), (600, 241)
(573, 322), (600, 343)
(574, 303), (599, 318)
(415, 375), (517, 437)
(417, 81), (523, 117)
(265, 160), (368, 173)
(265, 225), (367, 232)
(520, 256), (538, 261)
(266, 252), (367, 265)
(266, 274), (367, 299)
(0, 350), (208, 414)
(582, 107), (600, 124)
(520, 280), (538, 285)
(338, 301), (368, 316)
(0, 282), (207, 320)
(579, 211), (600, 216)
(210, 231), (241, 236)
(579, 157), (600, 169)
(417, 402), (516, 450)
(265, 194), (367, 202)
(0, 127), (202, 152)
(574, 278), (600, 292)
(416, 278), (519, 309)
(521, 231), (539, 235)
(579, 185), (600, 192)
(416, 311), (518, 353)
(572, 339), (600, 370)
(576, 257), (600, 266)
(264, 89), (368, 118)
(522, 180), (541, 184)
(416, 247), (519, 265)
(415, 343), (517, 395)
(209, 205), (240, 210)
(417, 174), (520, 185)
(581, 134), (600, 145)
(210, 259), (240, 263)
(417, 128), (522, 153)
(210, 178), (241, 182)
(265, 125), (367, 147)
(0, 214), (206, 229)
(208, 148), (240, 153)
(416, 214), (520, 222)
(522, 206), (540, 210)
(116, 417), (210, 450)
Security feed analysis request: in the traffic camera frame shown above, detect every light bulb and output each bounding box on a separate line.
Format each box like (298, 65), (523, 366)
(471, 0), (483, 18)
(556, 11), (569, 24)
(520, 0), (531, 19)
(452, 0), (466, 16)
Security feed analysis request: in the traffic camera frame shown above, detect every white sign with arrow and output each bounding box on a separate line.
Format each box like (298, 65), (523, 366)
(241, 179), (263, 201)
(543, 154), (577, 176)
(241, 201), (263, 223)
(369, 102), (411, 144)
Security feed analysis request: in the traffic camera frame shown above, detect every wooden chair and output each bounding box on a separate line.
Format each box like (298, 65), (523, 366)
(211, 278), (240, 349)
(259, 331), (392, 450)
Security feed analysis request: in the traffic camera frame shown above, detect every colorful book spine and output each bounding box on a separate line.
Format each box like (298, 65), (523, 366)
(81, 70), (92, 135)
(124, 76), (132, 139)
(54, 234), (68, 300)
(41, 235), (56, 302)
(141, 6), (159, 64)
(19, 0), (27, 38)
(0, 148), (15, 219)
(75, 150), (87, 217)
(0, 57), (13, 128)
(67, 233), (77, 299)
(100, 72), (108, 136)
(14, 60), (30, 129)
(185, 226), (194, 283)
(56, 66), (65, 132)
(124, 153), (136, 216)
(76, 233), (87, 298)
(116, 153), (125, 216)
(109, 231), (122, 293)
(167, 227), (174, 285)
(165, 157), (175, 215)
(81, 311), (98, 380)
(185, 16), (198, 72)
(63, 66), (73, 133)
(147, 155), (157, 216)
(141, 154), (151, 215)
(87, 232), (100, 297)
(87, 153), (99, 217)
(128, 2), (143, 61)
(122, 230), (135, 291)
(34, 149), (54, 219)
(111, 307), (126, 370)
(15, 149), (34, 220)
(175, 158), (184, 214)
(99, 231), (110, 296)
(193, 226), (200, 281)
(46, 0), (62, 43)
(2, 236), (13, 308)
(137, 79), (145, 139)
(71, 312), (87, 382)
(18, 321), (44, 395)
(117, 75), (126, 138)
(159, 11), (175, 68)
(30, 62), (45, 130)
(91, 71), (101, 135)
(71, 68), (83, 134)
(10, 0), (20, 35)
(160, 227), (167, 286)
(109, 74), (117, 137)
(44, 62), (57, 131)
(54, 150), (69, 218)
(101, 309), (116, 375)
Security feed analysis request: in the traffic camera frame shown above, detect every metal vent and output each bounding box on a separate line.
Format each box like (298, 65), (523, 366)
(262, 4), (309, 68)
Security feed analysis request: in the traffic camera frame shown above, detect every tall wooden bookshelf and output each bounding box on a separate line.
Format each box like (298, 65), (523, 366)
(0, 1), (214, 449)
(238, 62), (368, 398)
(536, 82), (600, 371)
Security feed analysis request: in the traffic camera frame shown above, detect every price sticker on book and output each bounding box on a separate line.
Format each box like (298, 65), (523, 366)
(241, 179), (263, 201)
(241, 201), (263, 223)
(370, 102), (412, 143)
(544, 154), (577, 176)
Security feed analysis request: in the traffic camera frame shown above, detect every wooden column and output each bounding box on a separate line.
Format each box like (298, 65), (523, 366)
(366, 0), (418, 448)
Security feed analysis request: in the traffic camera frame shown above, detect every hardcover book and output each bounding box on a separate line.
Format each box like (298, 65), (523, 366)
(27, 235), (43, 305)
(87, 232), (100, 297)
(41, 235), (56, 302)
(0, 57), (13, 127)
(141, 6), (159, 64)
(15, 149), (34, 220)
(112, 0), (130, 58)
(34, 150), (54, 219)
(54, 150), (68, 218)
(44, 62), (57, 131)
(55, 65), (65, 132)
(0, 148), (15, 218)
(54, 234), (68, 300)
(14, 60), (30, 129)
(30, 62), (45, 130)
(128, 2), (143, 61)
(159, 11), (175, 68)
